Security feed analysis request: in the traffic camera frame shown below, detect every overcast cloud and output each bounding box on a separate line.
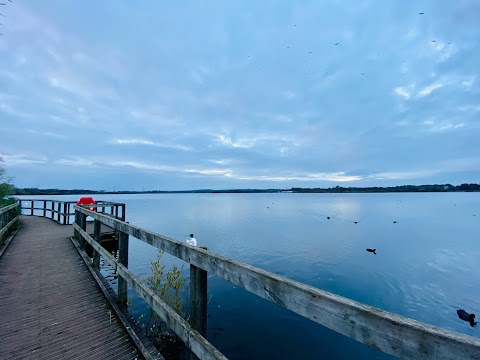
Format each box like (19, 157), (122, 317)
(1, 1), (479, 190)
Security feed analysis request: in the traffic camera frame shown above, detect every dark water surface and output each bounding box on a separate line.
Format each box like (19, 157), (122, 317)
(20, 193), (480, 359)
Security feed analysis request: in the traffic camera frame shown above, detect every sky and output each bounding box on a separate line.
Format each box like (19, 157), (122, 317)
(1, 1), (479, 191)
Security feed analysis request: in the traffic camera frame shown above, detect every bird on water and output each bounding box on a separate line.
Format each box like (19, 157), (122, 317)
(457, 309), (476, 327)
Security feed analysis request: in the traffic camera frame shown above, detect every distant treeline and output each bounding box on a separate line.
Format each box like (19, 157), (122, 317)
(13, 183), (480, 196)
(290, 183), (480, 193)
(13, 188), (282, 195)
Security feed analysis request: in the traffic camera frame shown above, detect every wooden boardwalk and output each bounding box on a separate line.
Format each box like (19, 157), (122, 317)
(0, 216), (140, 360)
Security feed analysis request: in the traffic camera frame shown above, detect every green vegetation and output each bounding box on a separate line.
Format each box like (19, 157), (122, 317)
(139, 250), (187, 358)
(0, 156), (15, 207)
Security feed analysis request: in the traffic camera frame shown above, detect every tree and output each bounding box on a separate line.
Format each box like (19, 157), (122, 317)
(0, 156), (15, 206)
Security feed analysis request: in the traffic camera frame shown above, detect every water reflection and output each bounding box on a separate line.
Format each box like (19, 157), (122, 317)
(19, 192), (480, 359)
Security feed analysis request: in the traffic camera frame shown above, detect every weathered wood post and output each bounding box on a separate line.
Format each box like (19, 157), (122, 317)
(121, 204), (126, 221)
(51, 201), (54, 219)
(114, 205), (119, 219)
(66, 203), (71, 225)
(79, 211), (87, 249)
(74, 208), (79, 241)
(30, 200), (34, 216)
(63, 203), (68, 225)
(190, 246), (208, 360)
(57, 202), (61, 222)
(92, 219), (102, 269)
(43, 200), (47, 217)
(117, 230), (129, 305)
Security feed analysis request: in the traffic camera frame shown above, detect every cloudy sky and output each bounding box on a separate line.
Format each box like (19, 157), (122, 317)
(1, 1), (479, 190)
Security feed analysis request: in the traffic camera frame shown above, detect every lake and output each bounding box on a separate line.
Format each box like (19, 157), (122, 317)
(19, 192), (480, 359)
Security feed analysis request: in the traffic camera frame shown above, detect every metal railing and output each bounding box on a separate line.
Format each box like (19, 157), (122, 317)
(19, 199), (126, 225)
(74, 205), (480, 360)
(0, 202), (20, 252)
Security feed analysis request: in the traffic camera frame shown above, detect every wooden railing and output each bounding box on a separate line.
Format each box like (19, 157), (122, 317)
(73, 205), (480, 360)
(0, 202), (20, 253)
(19, 199), (125, 225)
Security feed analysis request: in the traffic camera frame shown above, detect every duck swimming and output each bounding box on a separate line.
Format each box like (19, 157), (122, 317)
(457, 309), (476, 327)
(366, 248), (376, 254)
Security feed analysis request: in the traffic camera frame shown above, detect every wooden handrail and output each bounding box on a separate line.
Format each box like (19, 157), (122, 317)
(0, 216), (19, 239)
(73, 223), (228, 360)
(0, 202), (20, 251)
(18, 199), (125, 225)
(0, 202), (18, 216)
(75, 205), (480, 360)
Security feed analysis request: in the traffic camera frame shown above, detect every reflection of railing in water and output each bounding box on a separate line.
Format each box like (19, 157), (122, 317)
(18, 199), (126, 224)
(73, 205), (480, 360)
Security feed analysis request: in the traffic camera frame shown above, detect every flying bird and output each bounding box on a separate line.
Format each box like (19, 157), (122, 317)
(335, 43), (339, 45)
(419, 12), (424, 15)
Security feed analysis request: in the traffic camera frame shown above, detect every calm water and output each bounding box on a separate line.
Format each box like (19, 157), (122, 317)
(20, 193), (480, 359)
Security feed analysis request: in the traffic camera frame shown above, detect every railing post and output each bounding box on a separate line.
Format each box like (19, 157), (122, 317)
(57, 202), (61, 222)
(43, 200), (46, 217)
(121, 204), (126, 221)
(30, 200), (34, 216)
(115, 205), (119, 219)
(92, 219), (101, 269)
(51, 201), (54, 219)
(190, 246), (208, 360)
(117, 230), (129, 305)
(63, 203), (67, 225)
(74, 209), (79, 241)
(79, 211), (87, 249)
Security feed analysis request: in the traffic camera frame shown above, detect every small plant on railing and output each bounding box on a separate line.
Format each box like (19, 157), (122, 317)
(143, 250), (187, 358)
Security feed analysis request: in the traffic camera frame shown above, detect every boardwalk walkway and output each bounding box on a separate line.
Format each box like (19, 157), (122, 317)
(0, 216), (140, 360)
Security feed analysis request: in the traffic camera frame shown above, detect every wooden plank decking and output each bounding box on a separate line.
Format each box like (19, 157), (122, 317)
(0, 216), (140, 360)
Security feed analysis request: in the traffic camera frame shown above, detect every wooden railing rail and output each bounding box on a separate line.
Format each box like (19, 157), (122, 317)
(19, 199), (125, 225)
(73, 222), (227, 360)
(0, 202), (20, 251)
(74, 206), (480, 360)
